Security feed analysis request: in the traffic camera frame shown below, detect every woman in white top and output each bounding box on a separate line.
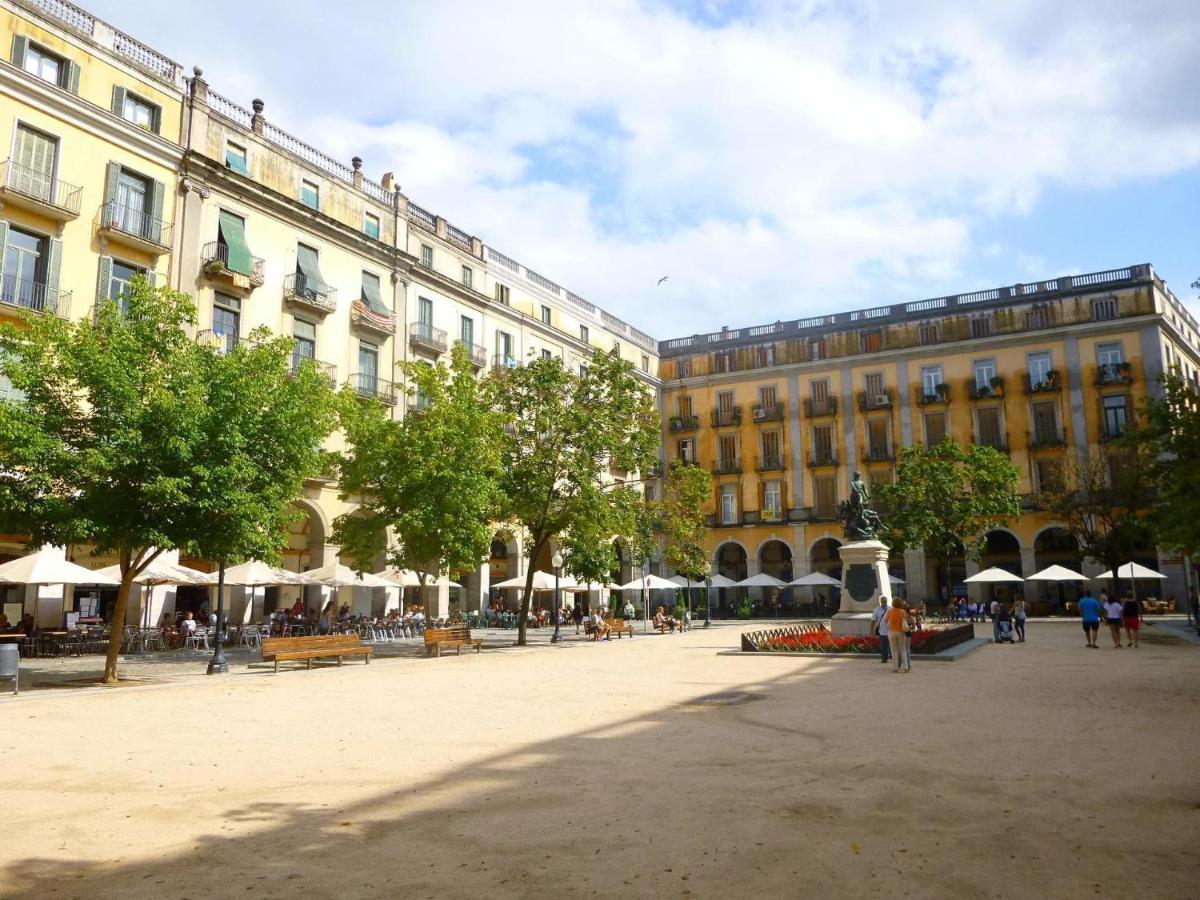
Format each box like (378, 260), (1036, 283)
(1102, 597), (1124, 648)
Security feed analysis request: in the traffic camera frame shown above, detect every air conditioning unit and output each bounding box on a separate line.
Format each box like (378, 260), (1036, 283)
(752, 407), (766, 421)
(875, 394), (890, 407)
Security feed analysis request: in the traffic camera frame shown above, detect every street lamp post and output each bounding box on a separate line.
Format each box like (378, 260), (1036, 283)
(207, 559), (228, 675)
(551, 551), (563, 643)
(702, 560), (713, 628)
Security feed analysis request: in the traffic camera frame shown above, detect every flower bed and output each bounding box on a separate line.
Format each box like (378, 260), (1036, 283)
(742, 623), (975, 655)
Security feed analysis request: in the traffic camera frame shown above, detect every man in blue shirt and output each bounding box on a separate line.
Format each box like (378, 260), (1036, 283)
(1078, 590), (1101, 648)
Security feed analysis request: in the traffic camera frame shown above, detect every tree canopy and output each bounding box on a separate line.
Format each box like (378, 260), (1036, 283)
(1131, 372), (1200, 559)
(0, 278), (338, 681)
(656, 458), (713, 581)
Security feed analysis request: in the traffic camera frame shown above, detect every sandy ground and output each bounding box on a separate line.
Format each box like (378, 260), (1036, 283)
(1, 620), (1196, 899)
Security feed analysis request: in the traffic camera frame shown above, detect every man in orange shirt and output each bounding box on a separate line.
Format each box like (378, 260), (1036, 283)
(885, 598), (910, 673)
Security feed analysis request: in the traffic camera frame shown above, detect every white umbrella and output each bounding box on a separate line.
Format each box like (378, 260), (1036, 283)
(210, 561), (321, 586)
(1092, 563), (1166, 581)
(1026, 564), (1088, 581)
(616, 574), (680, 591)
(493, 570), (579, 591)
(889, 574), (906, 585)
(706, 573), (738, 588)
(963, 567), (1024, 584)
(789, 572), (841, 587)
(562, 581), (622, 592)
(735, 573), (788, 589)
(94, 560), (210, 586)
(307, 563), (395, 589)
(0, 548), (119, 586)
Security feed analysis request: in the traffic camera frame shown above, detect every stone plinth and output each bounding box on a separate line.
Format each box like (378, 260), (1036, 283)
(830, 539), (891, 637)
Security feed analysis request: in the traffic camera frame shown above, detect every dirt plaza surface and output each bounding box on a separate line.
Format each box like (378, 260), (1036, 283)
(1, 620), (1196, 899)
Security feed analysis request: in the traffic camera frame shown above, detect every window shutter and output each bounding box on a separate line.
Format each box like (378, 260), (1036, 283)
(149, 103), (162, 134)
(146, 269), (157, 287)
(11, 34), (27, 68)
(0, 223), (8, 262)
(103, 161), (120, 206)
(111, 85), (127, 117)
(150, 178), (165, 232)
(64, 60), (80, 95)
(45, 237), (63, 300)
(96, 255), (112, 304)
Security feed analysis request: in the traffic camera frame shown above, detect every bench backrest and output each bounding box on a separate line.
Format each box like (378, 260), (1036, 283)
(262, 634), (362, 652)
(424, 626), (473, 643)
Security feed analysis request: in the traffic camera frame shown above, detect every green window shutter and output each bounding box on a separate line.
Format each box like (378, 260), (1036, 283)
(361, 272), (385, 312)
(64, 60), (80, 95)
(103, 161), (120, 206)
(0, 222), (9, 270)
(149, 179), (165, 237)
(217, 211), (253, 276)
(296, 244), (325, 292)
(224, 150), (250, 177)
(96, 255), (112, 304)
(45, 237), (62, 309)
(111, 85), (127, 117)
(149, 103), (162, 134)
(11, 35), (27, 68)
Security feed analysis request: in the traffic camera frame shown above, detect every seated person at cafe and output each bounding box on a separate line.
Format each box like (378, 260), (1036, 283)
(17, 613), (35, 636)
(291, 597), (305, 618)
(0, 613), (12, 633)
(180, 611), (197, 636)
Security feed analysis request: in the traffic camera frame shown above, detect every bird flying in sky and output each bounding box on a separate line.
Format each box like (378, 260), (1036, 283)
(657, 275), (669, 286)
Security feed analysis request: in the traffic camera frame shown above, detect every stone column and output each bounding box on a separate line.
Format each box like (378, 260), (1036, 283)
(964, 559), (981, 603)
(902, 548), (926, 602)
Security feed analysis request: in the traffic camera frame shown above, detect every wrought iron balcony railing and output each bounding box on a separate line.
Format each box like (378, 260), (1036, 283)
(289, 354), (336, 383)
(1027, 428), (1067, 450)
(972, 432), (1010, 453)
(711, 406), (742, 427)
(0, 159), (82, 217)
(454, 339), (487, 368)
(1023, 371), (1062, 394)
(283, 272), (337, 314)
(803, 397), (837, 417)
(97, 200), (171, 249)
(862, 445), (894, 463)
(858, 389), (893, 411)
(915, 384), (952, 406)
(0, 274), (70, 318)
(1095, 363), (1134, 386)
(712, 457), (742, 475)
(351, 372), (397, 404)
(201, 241), (264, 286)
(807, 451), (839, 468)
(668, 414), (700, 432)
(757, 454), (786, 471)
(350, 299), (396, 335)
(751, 401), (784, 422)
(492, 353), (519, 371)
(409, 321), (448, 353)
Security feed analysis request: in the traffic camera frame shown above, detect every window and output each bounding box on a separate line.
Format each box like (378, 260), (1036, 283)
(21, 42), (64, 87)
(300, 180), (319, 210)
(294, 243), (326, 298)
(579, 324), (589, 344)
(359, 341), (380, 397)
(859, 329), (882, 353)
(676, 438), (694, 463)
(814, 477), (837, 518)
(714, 350), (733, 373)
(216, 210), (252, 275)
(109, 168), (152, 238)
(678, 396), (693, 418)
(763, 481), (782, 521)
(921, 365), (943, 399)
(292, 318), (316, 371)
(417, 296), (433, 332)
(917, 322), (939, 345)
(497, 331), (515, 367)
(717, 391), (735, 415)
(809, 338), (827, 361)
(360, 271), (385, 313)
(924, 411), (947, 446)
(461, 266), (473, 288)
(1027, 351), (1052, 387)
(761, 430), (781, 467)
(976, 407), (1003, 449)
(460, 316), (474, 347)
(12, 124), (57, 203)
(1, 226), (47, 306)
(720, 484), (738, 525)
(970, 315), (992, 338)
(1031, 401), (1058, 443)
(864, 373), (884, 397)
(224, 142), (249, 177)
(212, 293), (240, 354)
(363, 213), (381, 240)
(676, 358), (691, 378)
(540, 305), (551, 325)
(759, 385), (777, 409)
(1036, 458), (1063, 493)
(1096, 342), (1123, 367)
(867, 418), (889, 458)
(641, 354), (649, 372)
(812, 424), (834, 461)
(612, 340), (620, 354)
(1092, 297), (1117, 321)
(537, 348), (551, 360)
(579, 364), (588, 378)
(120, 92), (158, 131)
(973, 358), (996, 390)
(811, 379), (830, 402)
(718, 434), (738, 466)
(0, 349), (24, 404)
(1025, 304), (1052, 329)
(1102, 395), (1128, 439)
(108, 259), (145, 310)
(420, 244), (433, 268)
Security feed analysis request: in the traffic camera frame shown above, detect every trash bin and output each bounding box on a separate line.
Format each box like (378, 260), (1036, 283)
(0, 643), (18, 695)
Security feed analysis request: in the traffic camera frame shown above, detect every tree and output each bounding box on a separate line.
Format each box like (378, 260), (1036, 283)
(1039, 446), (1156, 599)
(334, 343), (503, 603)
(875, 438), (1020, 599)
(1132, 372), (1200, 559)
(494, 350), (658, 644)
(656, 458), (713, 613)
(0, 278), (338, 682)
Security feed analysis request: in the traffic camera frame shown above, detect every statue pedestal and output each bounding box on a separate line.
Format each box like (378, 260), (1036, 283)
(830, 539), (891, 637)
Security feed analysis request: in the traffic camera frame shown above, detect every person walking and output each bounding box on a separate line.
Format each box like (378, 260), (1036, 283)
(885, 598), (910, 673)
(1121, 593), (1141, 648)
(989, 597), (1001, 642)
(1011, 596), (1028, 643)
(1102, 594), (1124, 648)
(872, 596), (890, 665)
(1078, 590), (1101, 648)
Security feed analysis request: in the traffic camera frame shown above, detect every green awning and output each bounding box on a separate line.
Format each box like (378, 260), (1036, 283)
(225, 150), (250, 177)
(361, 273), (388, 314)
(218, 211), (253, 276)
(296, 244), (326, 294)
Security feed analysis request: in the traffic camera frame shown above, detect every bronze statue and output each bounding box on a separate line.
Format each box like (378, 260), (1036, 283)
(839, 470), (883, 540)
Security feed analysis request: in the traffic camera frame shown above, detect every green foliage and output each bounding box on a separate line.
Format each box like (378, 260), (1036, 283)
(736, 596), (753, 619)
(875, 438), (1020, 591)
(656, 458), (712, 580)
(1131, 373), (1200, 557)
(493, 349), (658, 643)
(0, 278), (337, 680)
(335, 342), (503, 587)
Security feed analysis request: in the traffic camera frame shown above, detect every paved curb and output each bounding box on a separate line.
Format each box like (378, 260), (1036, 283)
(716, 637), (988, 662)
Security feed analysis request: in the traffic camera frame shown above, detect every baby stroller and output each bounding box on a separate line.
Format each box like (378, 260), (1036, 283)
(995, 611), (1015, 643)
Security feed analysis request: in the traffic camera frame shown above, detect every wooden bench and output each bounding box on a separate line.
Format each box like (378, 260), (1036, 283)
(606, 618), (633, 639)
(424, 625), (482, 657)
(260, 635), (372, 672)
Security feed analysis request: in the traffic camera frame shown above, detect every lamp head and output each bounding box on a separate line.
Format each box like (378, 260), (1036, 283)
(551, 551), (564, 569)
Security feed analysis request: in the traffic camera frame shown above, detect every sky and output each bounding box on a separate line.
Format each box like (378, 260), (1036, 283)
(88, 0), (1200, 338)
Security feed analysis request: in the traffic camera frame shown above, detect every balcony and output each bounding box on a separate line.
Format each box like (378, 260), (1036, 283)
(350, 373), (398, 405)
(1095, 363), (1134, 386)
(0, 159), (82, 221)
(454, 339), (487, 369)
(492, 353), (519, 372)
(862, 444), (894, 463)
(1023, 371), (1062, 394)
(350, 299), (396, 336)
(1028, 428), (1067, 451)
(673, 455), (700, 467)
(803, 397), (838, 418)
(807, 451), (839, 468)
(0, 275), (70, 318)
(915, 384), (951, 406)
(812, 504), (840, 522)
(972, 432), (1010, 454)
(712, 457), (742, 475)
(668, 414), (701, 432)
(761, 506), (785, 523)
(407, 397), (432, 417)
(283, 273), (337, 316)
(756, 454), (786, 472)
(966, 377), (1005, 401)
(858, 389), (893, 412)
(751, 402), (784, 423)
(707, 513), (744, 528)
(196, 328), (239, 355)
(711, 406), (742, 427)
(409, 321), (447, 355)
(96, 201), (171, 254)
(201, 241), (264, 288)
(289, 354), (336, 384)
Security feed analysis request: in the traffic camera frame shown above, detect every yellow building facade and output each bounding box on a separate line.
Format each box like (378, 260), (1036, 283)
(658, 265), (1200, 612)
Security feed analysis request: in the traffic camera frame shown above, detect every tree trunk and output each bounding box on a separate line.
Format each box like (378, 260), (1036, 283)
(103, 569), (136, 683)
(516, 536), (545, 646)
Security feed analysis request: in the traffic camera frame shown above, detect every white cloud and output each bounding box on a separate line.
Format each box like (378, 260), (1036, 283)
(88, 0), (1200, 335)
